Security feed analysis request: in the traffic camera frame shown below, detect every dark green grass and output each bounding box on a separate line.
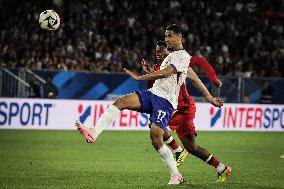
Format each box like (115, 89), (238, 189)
(0, 130), (284, 189)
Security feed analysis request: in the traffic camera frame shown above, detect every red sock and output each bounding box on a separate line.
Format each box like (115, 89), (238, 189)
(206, 154), (220, 168)
(164, 136), (180, 151)
(168, 139), (179, 151)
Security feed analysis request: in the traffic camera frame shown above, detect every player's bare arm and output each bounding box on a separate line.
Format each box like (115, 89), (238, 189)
(124, 66), (175, 81)
(187, 67), (223, 108)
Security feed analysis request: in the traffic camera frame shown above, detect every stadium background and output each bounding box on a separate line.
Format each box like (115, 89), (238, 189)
(0, 0), (284, 188)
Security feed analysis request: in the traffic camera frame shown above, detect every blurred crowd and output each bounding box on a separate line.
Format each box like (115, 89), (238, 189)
(1, 0), (284, 77)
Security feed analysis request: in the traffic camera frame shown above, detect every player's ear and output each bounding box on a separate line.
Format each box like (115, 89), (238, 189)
(178, 34), (182, 41)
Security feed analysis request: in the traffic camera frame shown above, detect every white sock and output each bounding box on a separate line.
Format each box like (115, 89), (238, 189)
(158, 144), (180, 176)
(91, 105), (121, 138)
(205, 154), (213, 163)
(173, 146), (183, 153)
(216, 163), (226, 173)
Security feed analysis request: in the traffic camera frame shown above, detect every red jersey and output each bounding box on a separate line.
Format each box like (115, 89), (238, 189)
(190, 56), (219, 85)
(147, 56), (218, 112)
(147, 64), (161, 88)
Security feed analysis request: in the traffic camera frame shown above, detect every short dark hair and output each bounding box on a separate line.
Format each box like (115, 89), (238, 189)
(156, 41), (167, 47)
(166, 24), (183, 35)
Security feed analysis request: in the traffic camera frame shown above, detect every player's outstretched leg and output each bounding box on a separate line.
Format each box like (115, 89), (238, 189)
(163, 132), (188, 167)
(181, 134), (231, 182)
(75, 93), (141, 143)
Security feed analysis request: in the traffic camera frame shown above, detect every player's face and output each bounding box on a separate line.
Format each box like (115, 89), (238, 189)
(156, 45), (169, 63)
(165, 30), (182, 49)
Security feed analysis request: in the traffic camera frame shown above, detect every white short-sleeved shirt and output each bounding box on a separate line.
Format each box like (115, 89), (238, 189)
(150, 49), (191, 109)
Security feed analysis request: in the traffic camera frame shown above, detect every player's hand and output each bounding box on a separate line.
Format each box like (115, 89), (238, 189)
(214, 79), (222, 88)
(123, 68), (141, 80)
(208, 97), (223, 108)
(140, 59), (152, 74)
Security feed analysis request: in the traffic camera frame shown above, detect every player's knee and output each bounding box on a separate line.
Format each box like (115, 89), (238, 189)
(150, 134), (163, 149)
(113, 97), (127, 110)
(150, 132), (159, 141)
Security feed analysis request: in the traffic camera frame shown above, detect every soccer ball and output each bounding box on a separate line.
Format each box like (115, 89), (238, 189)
(39, 10), (60, 30)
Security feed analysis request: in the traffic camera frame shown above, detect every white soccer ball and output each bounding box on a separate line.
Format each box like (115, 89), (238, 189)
(39, 10), (60, 30)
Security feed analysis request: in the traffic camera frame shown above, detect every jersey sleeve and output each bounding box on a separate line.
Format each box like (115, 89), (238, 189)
(190, 56), (219, 85)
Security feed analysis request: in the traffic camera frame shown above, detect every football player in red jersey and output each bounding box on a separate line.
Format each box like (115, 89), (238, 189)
(142, 41), (231, 182)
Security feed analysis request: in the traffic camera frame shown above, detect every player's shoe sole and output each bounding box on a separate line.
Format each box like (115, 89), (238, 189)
(176, 149), (188, 167)
(216, 166), (231, 183)
(75, 120), (95, 143)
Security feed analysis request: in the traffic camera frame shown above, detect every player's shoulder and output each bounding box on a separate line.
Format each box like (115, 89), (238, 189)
(171, 49), (188, 55)
(172, 49), (190, 58)
(191, 55), (206, 61)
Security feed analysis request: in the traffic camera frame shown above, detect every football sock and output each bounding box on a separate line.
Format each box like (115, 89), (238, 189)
(158, 144), (180, 176)
(205, 154), (225, 173)
(91, 105), (120, 138)
(164, 136), (183, 153)
(216, 163), (226, 173)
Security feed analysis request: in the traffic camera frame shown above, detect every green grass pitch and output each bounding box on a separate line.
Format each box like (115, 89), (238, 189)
(0, 130), (284, 189)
